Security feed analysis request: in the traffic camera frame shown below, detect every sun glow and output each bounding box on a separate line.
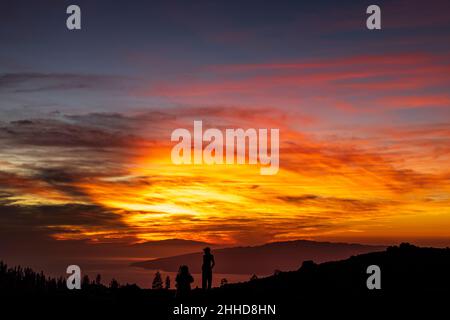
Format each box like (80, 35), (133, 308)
(62, 134), (450, 245)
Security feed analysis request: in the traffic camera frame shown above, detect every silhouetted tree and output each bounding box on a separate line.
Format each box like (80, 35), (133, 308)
(220, 278), (228, 287)
(152, 271), (163, 289)
(56, 276), (66, 290)
(165, 275), (171, 289)
(250, 274), (258, 281)
(110, 278), (119, 290)
(0, 260), (69, 293)
(95, 274), (102, 286)
(400, 242), (414, 250)
(299, 260), (317, 272)
(82, 275), (90, 289)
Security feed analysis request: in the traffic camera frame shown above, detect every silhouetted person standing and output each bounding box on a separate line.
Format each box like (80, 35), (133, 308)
(202, 247), (215, 290)
(175, 265), (193, 299)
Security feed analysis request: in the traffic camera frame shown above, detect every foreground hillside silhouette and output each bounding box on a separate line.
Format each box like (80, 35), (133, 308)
(1, 243), (449, 318)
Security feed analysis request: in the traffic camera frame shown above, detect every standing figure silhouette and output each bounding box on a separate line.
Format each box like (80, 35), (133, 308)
(202, 247), (215, 290)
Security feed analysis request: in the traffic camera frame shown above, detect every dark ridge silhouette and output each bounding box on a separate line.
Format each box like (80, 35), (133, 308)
(211, 243), (450, 295)
(2, 243), (450, 317)
(204, 243), (450, 316)
(132, 239), (385, 274)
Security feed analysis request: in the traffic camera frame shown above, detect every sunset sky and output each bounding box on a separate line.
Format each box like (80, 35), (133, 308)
(1, 0), (450, 260)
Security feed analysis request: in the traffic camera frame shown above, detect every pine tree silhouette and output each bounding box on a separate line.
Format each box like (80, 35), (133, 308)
(95, 274), (102, 286)
(165, 275), (171, 289)
(109, 278), (119, 290)
(82, 275), (90, 289)
(152, 271), (163, 289)
(250, 274), (258, 281)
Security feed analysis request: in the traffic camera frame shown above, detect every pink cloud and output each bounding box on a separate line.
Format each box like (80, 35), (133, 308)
(140, 52), (449, 114)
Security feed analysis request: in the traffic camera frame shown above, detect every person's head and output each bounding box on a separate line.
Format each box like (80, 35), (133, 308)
(203, 247), (211, 254)
(178, 265), (190, 275)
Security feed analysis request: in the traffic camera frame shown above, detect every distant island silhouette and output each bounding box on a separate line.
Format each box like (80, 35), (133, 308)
(132, 240), (385, 274)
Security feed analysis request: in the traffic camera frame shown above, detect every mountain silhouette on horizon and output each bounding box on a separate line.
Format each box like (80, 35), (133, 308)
(132, 239), (386, 275)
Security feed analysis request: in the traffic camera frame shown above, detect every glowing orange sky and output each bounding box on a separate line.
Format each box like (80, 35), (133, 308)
(82, 122), (450, 245)
(3, 103), (448, 246)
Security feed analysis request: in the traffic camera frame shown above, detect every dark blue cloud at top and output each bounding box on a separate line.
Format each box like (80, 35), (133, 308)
(2, 0), (449, 75)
